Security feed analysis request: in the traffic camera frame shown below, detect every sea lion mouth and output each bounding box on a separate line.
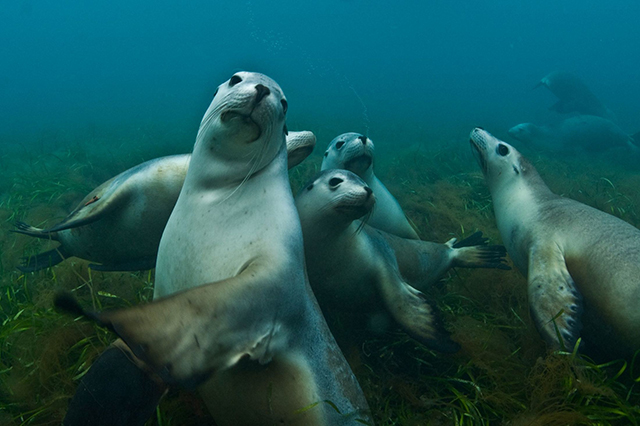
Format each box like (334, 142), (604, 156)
(344, 154), (373, 174)
(334, 204), (371, 219)
(469, 139), (487, 173)
(220, 110), (262, 143)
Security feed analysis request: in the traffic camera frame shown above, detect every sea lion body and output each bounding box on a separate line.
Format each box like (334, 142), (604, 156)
(470, 128), (640, 357)
(508, 115), (637, 152)
(62, 73), (371, 425)
(321, 132), (419, 239)
(536, 71), (616, 121)
(296, 169), (509, 351)
(14, 131), (316, 272)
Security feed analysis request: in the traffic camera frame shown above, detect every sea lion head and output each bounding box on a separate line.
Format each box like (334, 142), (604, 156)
(470, 128), (529, 188)
(508, 123), (541, 144)
(321, 133), (374, 178)
(194, 72), (288, 178)
(296, 169), (375, 227)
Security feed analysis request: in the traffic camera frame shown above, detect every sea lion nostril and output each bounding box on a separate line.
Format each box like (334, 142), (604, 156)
(359, 135), (367, 144)
(364, 187), (373, 197)
(255, 84), (271, 103)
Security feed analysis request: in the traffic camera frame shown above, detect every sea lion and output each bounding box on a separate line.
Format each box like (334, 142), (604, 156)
(470, 127), (640, 358)
(535, 71), (616, 121)
(58, 72), (372, 425)
(13, 130), (316, 272)
(508, 115), (639, 153)
(321, 132), (420, 239)
(295, 169), (510, 351)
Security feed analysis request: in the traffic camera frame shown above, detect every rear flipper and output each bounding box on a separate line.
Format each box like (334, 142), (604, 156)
(12, 221), (59, 240)
(449, 231), (510, 270)
(89, 257), (157, 272)
(18, 246), (70, 272)
(63, 340), (167, 426)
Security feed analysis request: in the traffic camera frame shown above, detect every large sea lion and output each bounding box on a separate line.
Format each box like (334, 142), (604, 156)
(58, 72), (372, 425)
(535, 71), (616, 121)
(295, 169), (510, 351)
(321, 132), (420, 239)
(470, 127), (640, 358)
(508, 115), (639, 153)
(13, 130), (316, 272)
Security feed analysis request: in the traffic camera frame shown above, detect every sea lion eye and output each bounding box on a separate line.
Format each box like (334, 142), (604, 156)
(281, 99), (288, 114)
(306, 183), (314, 191)
(497, 144), (510, 156)
(229, 75), (242, 86)
(328, 177), (343, 187)
(335, 141), (345, 150)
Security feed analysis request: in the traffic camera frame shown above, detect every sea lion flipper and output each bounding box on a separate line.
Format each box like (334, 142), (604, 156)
(45, 177), (126, 232)
(378, 270), (460, 353)
(88, 257), (156, 272)
(56, 265), (283, 389)
(527, 243), (583, 350)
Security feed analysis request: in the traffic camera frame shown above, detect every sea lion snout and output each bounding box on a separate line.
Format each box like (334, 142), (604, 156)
(254, 84), (271, 104)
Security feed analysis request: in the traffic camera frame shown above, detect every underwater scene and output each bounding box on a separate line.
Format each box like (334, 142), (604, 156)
(2, 1), (640, 425)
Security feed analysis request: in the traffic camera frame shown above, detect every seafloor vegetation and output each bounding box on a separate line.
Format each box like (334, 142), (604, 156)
(1, 132), (639, 425)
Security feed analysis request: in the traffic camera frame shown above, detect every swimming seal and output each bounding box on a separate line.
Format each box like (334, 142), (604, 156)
(58, 72), (372, 425)
(13, 130), (316, 272)
(470, 127), (640, 358)
(295, 169), (510, 351)
(508, 115), (639, 152)
(535, 71), (616, 121)
(321, 132), (420, 239)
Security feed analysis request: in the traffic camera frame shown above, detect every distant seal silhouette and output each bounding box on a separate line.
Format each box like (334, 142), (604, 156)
(58, 72), (372, 425)
(508, 115), (639, 152)
(470, 127), (640, 357)
(13, 130), (316, 272)
(321, 132), (419, 239)
(295, 169), (510, 351)
(535, 71), (616, 121)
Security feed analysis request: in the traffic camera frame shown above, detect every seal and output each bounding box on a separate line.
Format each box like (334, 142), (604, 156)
(295, 169), (510, 352)
(535, 71), (616, 121)
(508, 115), (639, 153)
(321, 132), (420, 239)
(13, 130), (316, 272)
(470, 127), (640, 358)
(57, 72), (372, 425)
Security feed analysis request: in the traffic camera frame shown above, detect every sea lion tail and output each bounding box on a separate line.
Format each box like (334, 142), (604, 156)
(451, 235), (511, 270)
(17, 246), (70, 272)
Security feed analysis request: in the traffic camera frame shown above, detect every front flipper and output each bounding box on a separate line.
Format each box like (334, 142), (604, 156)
(377, 268), (460, 353)
(55, 263), (285, 389)
(528, 242), (583, 350)
(45, 176), (127, 232)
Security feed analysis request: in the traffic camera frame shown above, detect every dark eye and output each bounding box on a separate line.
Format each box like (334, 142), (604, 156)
(281, 99), (288, 114)
(306, 183), (314, 191)
(229, 75), (242, 86)
(335, 141), (345, 150)
(329, 177), (343, 187)
(497, 144), (509, 156)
